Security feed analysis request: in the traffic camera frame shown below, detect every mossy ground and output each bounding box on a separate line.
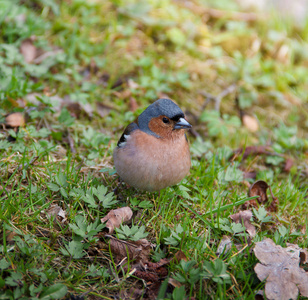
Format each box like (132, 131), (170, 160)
(0, 0), (307, 299)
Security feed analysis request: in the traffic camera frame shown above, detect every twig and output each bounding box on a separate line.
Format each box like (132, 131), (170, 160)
(204, 8), (265, 22)
(199, 83), (237, 111)
(179, 0), (266, 22)
(33, 49), (63, 64)
(67, 130), (76, 153)
(18, 156), (39, 171)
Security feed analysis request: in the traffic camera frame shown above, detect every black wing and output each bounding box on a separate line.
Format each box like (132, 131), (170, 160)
(117, 122), (139, 147)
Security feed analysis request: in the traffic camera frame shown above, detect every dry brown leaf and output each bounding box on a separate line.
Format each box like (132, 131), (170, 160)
(108, 236), (151, 263)
(168, 278), (182, 288)
(249, 180), (269, 203)
(243, 180), (278, 212)
(127, 259), (169, 290)
(129, 97), (138, 112)
(299, 248), (308, 265)
(101, 207), (133, 233)
(127, 79), (139, 89)
(96, 102), (114, 118)
(230, 210), (256, 237)
(255, 290), (265, 300)
(242, 114), (259, 132)
(216, 235), (232, 256)
(5, 112), (25, 127)
(46, 204), (67, 223)
(283, 158), (294, 173)
(6, 230), (19, 245)
(254, 238), (308, 300)
(243, 171), (257, 179)
(173, 250), (188, 263)
(20, 37), (37, 63)
(65, 101), (93, 119)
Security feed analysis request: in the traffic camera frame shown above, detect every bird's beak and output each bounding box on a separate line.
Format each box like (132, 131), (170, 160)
(174, 118), (192, 130)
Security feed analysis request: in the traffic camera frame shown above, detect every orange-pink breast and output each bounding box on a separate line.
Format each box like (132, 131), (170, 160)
(113, 130), (191, 191)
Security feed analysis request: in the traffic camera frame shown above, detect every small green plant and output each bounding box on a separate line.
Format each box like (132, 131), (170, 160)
(200, 110), (241, 138)
(70, 185), (117, 209)
(69, 215), (105, 243)
(60, 240), (85, 259)
(173, 260), (201, 285)
(253, 207), (272, 223)
(215, 218), (246, 235)
(115, 224), (149, 241)
(201, 259), (231, 284)
(164, 224), (187, 246)
(87, 264), (110, 280)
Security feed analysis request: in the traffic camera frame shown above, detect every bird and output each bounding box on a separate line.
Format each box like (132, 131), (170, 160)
(113, 98), (192, 192)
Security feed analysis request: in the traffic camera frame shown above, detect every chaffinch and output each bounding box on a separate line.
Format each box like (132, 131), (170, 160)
(113, 98), (192, 192)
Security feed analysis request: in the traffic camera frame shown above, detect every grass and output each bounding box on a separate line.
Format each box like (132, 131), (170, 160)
(0, 0), (308, 299)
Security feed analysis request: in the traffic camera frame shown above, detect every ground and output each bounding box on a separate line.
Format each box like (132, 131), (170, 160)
(0, 0), (308, 299)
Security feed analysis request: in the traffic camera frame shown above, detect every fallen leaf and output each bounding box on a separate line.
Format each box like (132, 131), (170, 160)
(249, 180), (269, 203)
(242, 182), (267, 210)
(20, 37), (37, 63)
(173, 250), (188, 263)
(242, 114), (259, 132)
(255, 290), (265, 300)
(5, 112), (25, 127)
(6, 230), (19, 245)
(15, 14), (26, 24)
(243, 171), (257, 179)
(101, 207), (133, 234)
(108, 236), (151, 264)
(254, 238), (308, 300)
(299, 248), (308, 265)
(276, 44), (290, 63)
(127, 79), (139, 89)
(230, 210), (256, 237)
(168, 278), (182, 288)
(96, 102), (114, 118)
(46, 204), (67, 223)
(216, 235), (232, 256)
(283, 158), (294, 173)
(129, 97), (138, 112)
(245, 180), (279, 212)
(65, 101), (93, 119)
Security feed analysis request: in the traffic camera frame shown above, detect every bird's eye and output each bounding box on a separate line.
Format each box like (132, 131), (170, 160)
(162, 117), (169, 124)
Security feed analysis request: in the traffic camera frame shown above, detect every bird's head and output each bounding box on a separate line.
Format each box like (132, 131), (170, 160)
(137, 98), (192, 139)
